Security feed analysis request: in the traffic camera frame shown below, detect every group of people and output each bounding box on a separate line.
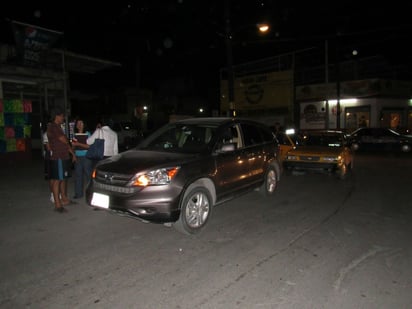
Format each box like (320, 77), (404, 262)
(43, 107), (119, 213)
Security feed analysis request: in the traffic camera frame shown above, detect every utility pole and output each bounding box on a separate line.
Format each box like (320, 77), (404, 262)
(224, 0), (235, 117)
(336, 38), (341, 129)
(325, 39), (329, 129)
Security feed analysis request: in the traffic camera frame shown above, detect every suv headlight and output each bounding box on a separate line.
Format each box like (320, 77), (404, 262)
(129, 167), (180, 186)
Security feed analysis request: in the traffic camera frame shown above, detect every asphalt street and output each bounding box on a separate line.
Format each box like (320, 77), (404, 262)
(0, 151), (411, 309)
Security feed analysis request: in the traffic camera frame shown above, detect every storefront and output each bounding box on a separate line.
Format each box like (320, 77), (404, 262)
(0, 99), (33, 160)
(0, 42), (121, 162)
(296, 79), (412, 133)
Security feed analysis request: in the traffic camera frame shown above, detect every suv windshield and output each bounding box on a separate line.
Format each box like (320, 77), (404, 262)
(140, 123), (217, 153)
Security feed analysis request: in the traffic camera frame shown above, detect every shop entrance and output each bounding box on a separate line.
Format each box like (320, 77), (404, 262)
(345, 106), (371, 133)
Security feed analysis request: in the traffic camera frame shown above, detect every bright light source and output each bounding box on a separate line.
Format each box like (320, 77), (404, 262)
(199, 108), (204, 113)
(328, 98), (358, 104)
(257, 24), (269, 33)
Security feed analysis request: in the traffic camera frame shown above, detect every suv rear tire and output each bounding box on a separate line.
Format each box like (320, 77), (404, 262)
(260, 166), (278, 196)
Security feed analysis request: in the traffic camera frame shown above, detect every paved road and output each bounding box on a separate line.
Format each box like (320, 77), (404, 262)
(0, 152), (411, 308)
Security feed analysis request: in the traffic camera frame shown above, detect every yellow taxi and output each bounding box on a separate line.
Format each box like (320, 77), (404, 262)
(276, 128), (298, 163)
(283, 130), (354, 179)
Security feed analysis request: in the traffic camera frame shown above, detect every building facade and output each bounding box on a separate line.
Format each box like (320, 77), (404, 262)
(296, 79), (412, 133)
(220, 52), (412, 133)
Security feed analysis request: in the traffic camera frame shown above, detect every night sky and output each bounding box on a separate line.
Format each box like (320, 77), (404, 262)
(2, 1), (412, 92)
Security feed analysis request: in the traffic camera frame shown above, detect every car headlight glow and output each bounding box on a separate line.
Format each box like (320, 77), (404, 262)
(323, 155), (341, 162)
(286, 155), (297, 160)
(131, 167), (180, 186)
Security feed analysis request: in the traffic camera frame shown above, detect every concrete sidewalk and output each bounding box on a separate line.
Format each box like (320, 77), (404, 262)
(0, 151), (83, 212)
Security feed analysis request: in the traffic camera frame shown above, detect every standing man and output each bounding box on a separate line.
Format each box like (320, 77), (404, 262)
(87, 119), (119, 159)
(47, 107), (76, 213)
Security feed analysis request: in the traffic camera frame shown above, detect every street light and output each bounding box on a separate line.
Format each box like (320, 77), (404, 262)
(224, 5), (270, 117)
(257, 23), (270, 33)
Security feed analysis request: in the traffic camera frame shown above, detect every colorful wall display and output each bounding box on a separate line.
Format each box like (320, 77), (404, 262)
(0, 99), (32, 153)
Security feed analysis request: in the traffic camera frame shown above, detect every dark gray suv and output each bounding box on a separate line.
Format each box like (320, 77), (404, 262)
(86, 117), (281, 234)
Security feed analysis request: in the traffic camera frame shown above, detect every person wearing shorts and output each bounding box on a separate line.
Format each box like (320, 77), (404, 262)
(47, 108), (76, 213)
(42, 129), (55, 202)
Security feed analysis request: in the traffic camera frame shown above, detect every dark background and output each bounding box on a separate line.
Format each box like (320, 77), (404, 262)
(1, 1), (412, 119)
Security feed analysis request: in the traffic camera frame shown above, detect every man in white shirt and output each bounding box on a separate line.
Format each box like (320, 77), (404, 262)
(87, 121), (119, 158)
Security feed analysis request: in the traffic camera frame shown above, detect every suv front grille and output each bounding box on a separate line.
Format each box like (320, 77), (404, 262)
(93, 181), (135, 194)
(94, 170), (138, 193)
(95, 170), (132, 186)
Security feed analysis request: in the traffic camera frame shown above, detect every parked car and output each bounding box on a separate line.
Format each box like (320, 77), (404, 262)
(86, 117), (282, 235)
(112, 121), (142, 150)
(283, 130), (353, 179)
(349, 127), (412, 153)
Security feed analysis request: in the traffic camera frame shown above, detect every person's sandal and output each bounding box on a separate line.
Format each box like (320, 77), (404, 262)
(62, 200), (77, 206)
(54, 207), (68, 213)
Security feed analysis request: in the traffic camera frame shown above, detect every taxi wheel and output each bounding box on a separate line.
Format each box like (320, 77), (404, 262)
(174, 187), (212, 235)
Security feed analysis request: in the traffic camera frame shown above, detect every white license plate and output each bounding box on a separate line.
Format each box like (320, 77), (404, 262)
(91, 192), (109, 208)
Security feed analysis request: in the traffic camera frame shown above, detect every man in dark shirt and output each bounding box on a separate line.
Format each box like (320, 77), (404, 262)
(47, 108), (76, 212)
